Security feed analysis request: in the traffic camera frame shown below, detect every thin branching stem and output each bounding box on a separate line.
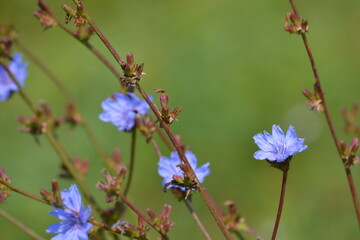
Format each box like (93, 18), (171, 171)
(288, 0), (360, 226)
(184, 199), (213, 240)
(123, 128), (137, 197)
(0, 63), (102, 219)
(15, 40), (114, 173)
(0, 209), (45, 240)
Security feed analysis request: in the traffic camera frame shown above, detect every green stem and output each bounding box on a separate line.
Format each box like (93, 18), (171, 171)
(0, 209), (45, 240)
(288, 0), (360, 227)
(1, 63), (102, 219)
(123, 128), (137, 197)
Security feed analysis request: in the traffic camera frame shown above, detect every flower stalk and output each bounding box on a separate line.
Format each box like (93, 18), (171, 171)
(271, 164), (289, 240)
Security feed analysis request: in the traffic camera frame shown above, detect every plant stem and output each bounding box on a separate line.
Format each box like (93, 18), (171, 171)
(15, 40), (114, 173)
(1, 63), (102, 219)
(184, 199), (213, 240)
(123, 128), (137, 197)
(136, 83), (233, 240)
(288, 0), (360, 226)
(271, 169), (288, 240)
(0, 209), (45, 240)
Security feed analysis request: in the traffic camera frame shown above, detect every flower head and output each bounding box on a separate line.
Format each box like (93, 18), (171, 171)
(47, 185), (92, 240)
(0, 53), (28, 102)
(99, 92), (150, 131)
(253, 125), (307, 162)
(158, 151), (210, 190)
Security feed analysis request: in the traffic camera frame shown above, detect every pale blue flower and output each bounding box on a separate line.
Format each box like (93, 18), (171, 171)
(47, 185), (92, 240)
(99, 92), (150, 131)
(158, 151), (210, 190)
(0, 53), (28, 101)
(253, 125), (307, 162)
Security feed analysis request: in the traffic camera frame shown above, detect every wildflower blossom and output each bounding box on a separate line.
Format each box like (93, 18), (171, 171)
(47, 185), (92, 240)
(253, 125), (307, 162)
(0, 53), (28, 102)
(99, 92), (150, 131)
(158, 151), (210, 190)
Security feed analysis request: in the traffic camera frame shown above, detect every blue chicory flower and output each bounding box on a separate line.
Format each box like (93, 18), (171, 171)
(47, 185), (92, 240)
(253, 125), (308, 162)
(0, 53), (28, 102)
(99, 92), (150, 131)
(158, 151), (211, 190)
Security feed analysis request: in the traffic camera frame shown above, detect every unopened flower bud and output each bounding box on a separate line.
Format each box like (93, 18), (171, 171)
(349, 138), (359, 155)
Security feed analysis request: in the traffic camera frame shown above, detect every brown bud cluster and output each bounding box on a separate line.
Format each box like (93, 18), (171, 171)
(96, 168), (127, 202)
(17, 102), (63, 142)
(39, 180), (62, 207)
(146, 205), (174, 235)
(340, 138), (360, 168)
(120, 53), (144, 87)
(155, 89), (181, 125)
(284, 12), (308, 34)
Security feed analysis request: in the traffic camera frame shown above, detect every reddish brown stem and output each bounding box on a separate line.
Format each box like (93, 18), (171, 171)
(271, 169), (288, 240)
(288, 0), (360, 227)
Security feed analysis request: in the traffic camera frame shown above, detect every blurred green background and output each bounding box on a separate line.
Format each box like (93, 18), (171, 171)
(1, 0), (359, 239)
